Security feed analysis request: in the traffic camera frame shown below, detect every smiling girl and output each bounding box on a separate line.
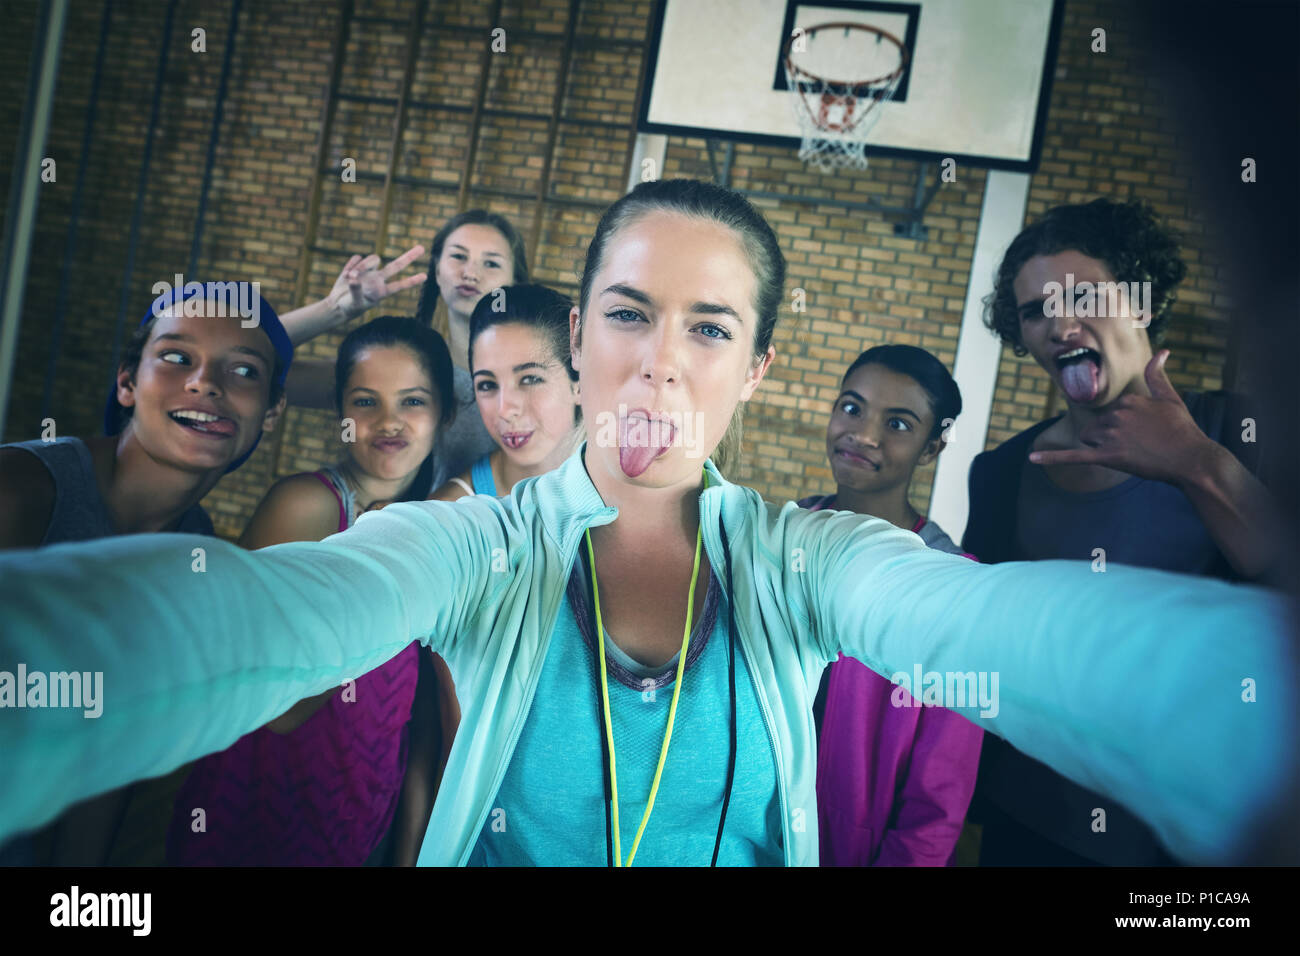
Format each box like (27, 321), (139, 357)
(0, 285), (292, 865)
(0, 182), (1291, 868)
(799, 345), (982, 866)
(0, 291), (289, 551)
(164, 316), (453, 866)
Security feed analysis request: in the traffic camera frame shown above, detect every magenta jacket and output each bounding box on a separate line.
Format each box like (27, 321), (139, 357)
(800, 495), (984, 866)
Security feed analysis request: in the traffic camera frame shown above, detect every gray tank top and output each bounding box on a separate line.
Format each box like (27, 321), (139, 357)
(431, 366), (498, 492)
(3, 437), (214, 544)
(314, 464), (359, 530)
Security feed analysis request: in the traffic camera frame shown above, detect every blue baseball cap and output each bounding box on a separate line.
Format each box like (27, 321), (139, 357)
(103, 281), (295, 473)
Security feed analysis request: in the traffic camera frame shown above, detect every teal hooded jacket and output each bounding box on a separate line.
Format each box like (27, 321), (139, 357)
(0, 446), (1294, 864)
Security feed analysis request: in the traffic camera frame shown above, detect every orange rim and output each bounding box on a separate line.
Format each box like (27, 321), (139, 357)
(783, 20), (908, 92)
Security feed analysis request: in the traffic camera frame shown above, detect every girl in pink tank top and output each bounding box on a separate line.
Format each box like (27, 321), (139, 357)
(167, 317), (456, 865)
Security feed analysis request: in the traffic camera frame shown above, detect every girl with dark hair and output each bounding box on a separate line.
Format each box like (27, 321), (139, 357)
(416, 211), (531, 491)
(165, 316), (454, 866)
(423, 284), (582, 808)
(801, 344), (964, 535)
(415, 210), (530, 329)
(798, 344), (981, 866)
(966, 197), (1282, 866)
(0, 284), (292, 866)
(433, 283), (580, 500)
(0, 181), (1291, 868)
(282, 212), (530, 495)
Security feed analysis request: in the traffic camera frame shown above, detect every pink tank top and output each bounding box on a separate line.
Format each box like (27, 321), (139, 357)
(167, 471), (420, 865)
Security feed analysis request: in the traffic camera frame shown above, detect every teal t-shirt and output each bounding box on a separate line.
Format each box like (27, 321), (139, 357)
(469, 563), (783, 866)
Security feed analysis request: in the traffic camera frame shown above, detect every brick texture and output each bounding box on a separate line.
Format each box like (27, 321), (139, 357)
(1, 0), (1232, 540)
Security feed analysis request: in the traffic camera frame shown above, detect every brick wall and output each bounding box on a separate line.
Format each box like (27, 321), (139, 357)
(1, 0), (1232, 540)
(659, 0), (1234, 504)
(987, 0), (1234, 450)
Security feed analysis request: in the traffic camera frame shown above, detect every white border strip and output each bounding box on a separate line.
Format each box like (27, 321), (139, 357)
(627, 133), (668, 193)
(928, 170), (1031, 542)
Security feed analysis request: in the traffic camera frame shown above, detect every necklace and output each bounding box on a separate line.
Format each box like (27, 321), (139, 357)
(583, 517), (704, 867)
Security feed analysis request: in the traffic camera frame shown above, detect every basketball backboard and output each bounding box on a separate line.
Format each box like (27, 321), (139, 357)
(639, 0), (1064, 172)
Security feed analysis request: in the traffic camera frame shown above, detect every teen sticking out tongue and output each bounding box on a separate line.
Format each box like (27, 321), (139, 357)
(0, 286), (292, 866)
(618, 410), (677, 478)
(427, 285), (582, 810)
(965, 198), (1285, 868)
(997, 200), (1280, 580)
(432, 284), (581, 501)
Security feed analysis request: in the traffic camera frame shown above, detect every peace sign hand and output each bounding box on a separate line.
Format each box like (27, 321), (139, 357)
(324, 244), (427, 329)
(1028, 350), (1218, 486)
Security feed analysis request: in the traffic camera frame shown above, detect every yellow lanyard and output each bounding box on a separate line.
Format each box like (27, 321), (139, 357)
(584, 495), (706, 868)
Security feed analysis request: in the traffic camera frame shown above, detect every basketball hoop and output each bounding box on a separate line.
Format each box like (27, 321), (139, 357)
(783, 22), (908, 172)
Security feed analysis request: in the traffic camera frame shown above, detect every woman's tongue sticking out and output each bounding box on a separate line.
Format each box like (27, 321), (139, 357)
(618, 412), (677, 479)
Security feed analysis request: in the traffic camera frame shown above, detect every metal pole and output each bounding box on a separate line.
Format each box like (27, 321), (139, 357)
(104, 0), (178, 403)
(374, 0), (427, 255)
(42, 0), (113, 423)
(292, 0), (353, 309)
(527, 0), (581, 258)
(187, 0), (243, 277)
(456, 0), (505, 213)
(0, 0), (69, 441)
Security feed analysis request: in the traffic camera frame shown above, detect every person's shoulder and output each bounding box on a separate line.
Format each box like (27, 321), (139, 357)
(916, 519), (978, 560)
(0, 444), (58, 548)
(272, 472), (345, 522)
(429, 468), (474, 502)
(757, 489), (893, 540)
(1180, 388), (1246, 436)
(267, 471), (339, 507)
(0, 445), (57, 496)
(795, 493), (833, 511)
(0, 442), (56, 486)
(241, 472), (341, 546)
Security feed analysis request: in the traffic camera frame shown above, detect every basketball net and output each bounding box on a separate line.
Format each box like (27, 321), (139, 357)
(784, 23), (907, 173)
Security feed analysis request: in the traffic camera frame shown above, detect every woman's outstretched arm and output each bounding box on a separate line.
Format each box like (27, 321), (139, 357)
(793, 506), (1298, 865)
(0, 496), (504, 842)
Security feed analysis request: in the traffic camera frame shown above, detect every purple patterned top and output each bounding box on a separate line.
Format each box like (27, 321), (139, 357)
(166, 470), (420, 865)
